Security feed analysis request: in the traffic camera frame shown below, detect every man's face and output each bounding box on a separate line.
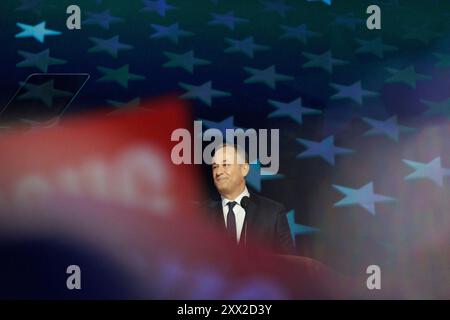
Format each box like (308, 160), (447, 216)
(212, 147), (249, 197)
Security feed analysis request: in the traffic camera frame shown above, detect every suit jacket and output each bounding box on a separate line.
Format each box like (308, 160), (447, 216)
(204, 192), (294, 255)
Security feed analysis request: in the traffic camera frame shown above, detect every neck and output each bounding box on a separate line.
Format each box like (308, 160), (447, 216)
(222, 184), (246, 201)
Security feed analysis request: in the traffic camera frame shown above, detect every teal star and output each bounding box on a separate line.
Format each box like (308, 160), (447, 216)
(267, 97), (321, 124)
(330, 81), (379, 105)
(286, 210), (319, 247)
(225, 37), (269, 58)
(97, 64), (145, 88)
(362, 116), (416, 142)
(18, 80), (72, 107)
(385, 66), (431, 89)
(244, 65), (293, 89)
(17, 49), (66, 72)
(403, 157), (450, 187)
(302, 50), (348, 73)
(179, 81), (231, 106)
(355, 37), (398, 58)
(434, 53), (450, 68)
(333, 182), (396, 215)
(163, 50), (210, 73)
(15, 21), (61, 43)
(421, 98), (450, 118)
(88, 36), (133, 58)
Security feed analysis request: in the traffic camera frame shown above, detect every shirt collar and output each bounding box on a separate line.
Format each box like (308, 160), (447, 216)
(221, 187), (250, 208)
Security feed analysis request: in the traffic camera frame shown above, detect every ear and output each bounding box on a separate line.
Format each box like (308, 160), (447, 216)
(241, 163), (250, 177)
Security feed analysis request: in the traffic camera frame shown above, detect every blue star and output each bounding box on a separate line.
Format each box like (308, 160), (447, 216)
(246, 161), (284, 192)
(280, 24), (321, 44)
(307, 0), (332, 5)
(286, 210), (319, 246)
(208, 11), (249, 30)
(267, 97), (321, 124)
(403, 157), (450, 187)
(244, 65), (293, 89)
(362, 116), (415, 142)
(201, 116), (237, 137)
(356, 37), (398, 59)
(163, 50), (210, 73)
(296, 136), (354, 165)
(83, 10), (123, 29)
(150, 23), (193, 44)
(225, 37), (269, 58)
(15, 21), (61, 43)
(17, 49), (66, 72)
(88, 35), (133, 58)
(330, 81), (379, 105)
(179, 81), (231, 106)
(333, 182), (396, 215)
(302, 50), (348, 73)
(332, 13), (365, 31)
(261, 0), (294, 18)
(141, 0), (177, 16)
(16, 0), (41, 11)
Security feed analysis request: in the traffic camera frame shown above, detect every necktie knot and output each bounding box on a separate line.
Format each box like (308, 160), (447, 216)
(227, 201), (237, 210)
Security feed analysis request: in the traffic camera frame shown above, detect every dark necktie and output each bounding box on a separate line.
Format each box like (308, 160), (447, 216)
(226, 201), (237, 241)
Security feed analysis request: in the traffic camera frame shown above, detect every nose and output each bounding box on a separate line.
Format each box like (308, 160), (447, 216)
(215, 165), (225, 177)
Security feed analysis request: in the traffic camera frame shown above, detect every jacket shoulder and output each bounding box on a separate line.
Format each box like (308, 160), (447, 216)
(251, 192), (285, 213)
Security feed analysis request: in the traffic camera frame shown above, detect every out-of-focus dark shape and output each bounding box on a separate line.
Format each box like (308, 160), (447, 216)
(0, 74), (89, 127)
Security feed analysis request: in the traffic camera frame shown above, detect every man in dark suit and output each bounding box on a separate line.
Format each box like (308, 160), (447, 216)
(206, 143), (294, 255)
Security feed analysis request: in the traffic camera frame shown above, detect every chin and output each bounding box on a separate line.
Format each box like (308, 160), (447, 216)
(216, 185), (230, 195)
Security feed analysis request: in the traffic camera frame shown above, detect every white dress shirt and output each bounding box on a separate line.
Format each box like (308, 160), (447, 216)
(221, 187), (250, 243)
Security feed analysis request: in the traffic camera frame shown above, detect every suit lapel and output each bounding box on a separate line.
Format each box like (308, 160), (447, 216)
(209, 200), (226, 232)
(243, 192), (260, 241)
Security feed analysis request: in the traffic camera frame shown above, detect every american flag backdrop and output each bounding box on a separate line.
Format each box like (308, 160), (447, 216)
(1, 0), (450, 298)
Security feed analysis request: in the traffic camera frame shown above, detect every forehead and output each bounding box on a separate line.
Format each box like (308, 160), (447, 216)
(212, 147), (238, 163)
